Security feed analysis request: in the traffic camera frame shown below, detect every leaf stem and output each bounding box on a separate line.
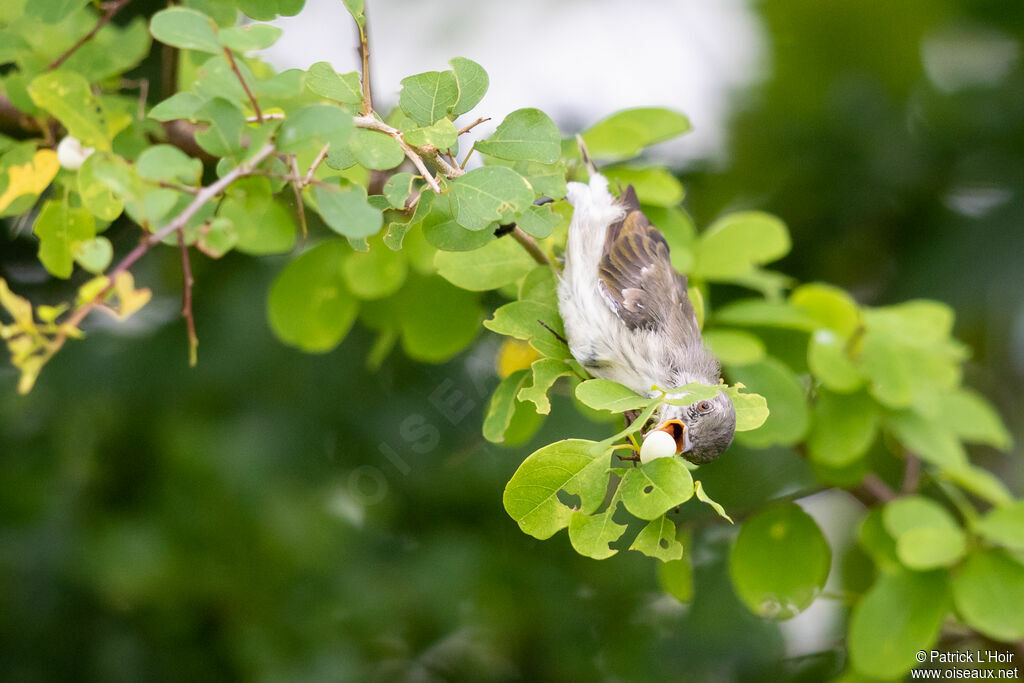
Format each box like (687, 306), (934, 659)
(47, 0), (132, 71)
(222, 47), (263, 122)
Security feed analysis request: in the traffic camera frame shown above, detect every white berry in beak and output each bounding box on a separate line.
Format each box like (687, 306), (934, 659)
(640, 429), (676, 463)
(56, 136), (94, 171)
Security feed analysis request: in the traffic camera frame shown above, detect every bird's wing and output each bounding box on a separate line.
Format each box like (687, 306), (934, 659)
(597, 186), (701, 338)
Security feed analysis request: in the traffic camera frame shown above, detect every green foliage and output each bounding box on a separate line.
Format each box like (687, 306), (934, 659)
(729, 503), (831, 620)
(0, 3), (1019, 680)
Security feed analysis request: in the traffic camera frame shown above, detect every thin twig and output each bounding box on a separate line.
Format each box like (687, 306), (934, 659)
(861, 473), (898, 503)
(288, 154), (308, 238)
(157, 180), (200, 195)
(353, 115), (441, 192)
(902, 454), (920, 494)
(246, 113), (285, 122)
(223, 47), (263, 122)
(459, 142), (475, 169)
(304, 143), (331, 185)
(47, 0), (132, 71)
(357, 12), (372, 114)
(457, 117), (490, 135)
(176, 227), (198, 367)
(510, 227), (551, 266)
(433, 152), (463, 178)
(50, 143), (276, 354)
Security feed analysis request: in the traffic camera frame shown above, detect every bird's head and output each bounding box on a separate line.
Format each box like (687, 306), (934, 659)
(646, 391), (736, 465)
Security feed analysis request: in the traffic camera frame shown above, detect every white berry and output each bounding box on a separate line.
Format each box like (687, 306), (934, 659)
(640, 429), (676, 464)
(56, 136), (95, 171)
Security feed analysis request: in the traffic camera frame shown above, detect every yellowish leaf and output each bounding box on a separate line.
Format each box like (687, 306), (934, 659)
(0, 150), (59, 213)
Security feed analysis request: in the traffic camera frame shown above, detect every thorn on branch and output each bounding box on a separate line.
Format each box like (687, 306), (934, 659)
(457, 117), (490, 135)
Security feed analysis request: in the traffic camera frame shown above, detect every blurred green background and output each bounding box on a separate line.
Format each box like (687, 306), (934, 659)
(2, 0), (1022, 680)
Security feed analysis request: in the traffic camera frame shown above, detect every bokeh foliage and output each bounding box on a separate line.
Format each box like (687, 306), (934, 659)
(1, 0), (1022, 680)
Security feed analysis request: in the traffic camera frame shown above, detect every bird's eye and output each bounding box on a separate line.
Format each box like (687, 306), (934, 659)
(697, 400), (713, 413)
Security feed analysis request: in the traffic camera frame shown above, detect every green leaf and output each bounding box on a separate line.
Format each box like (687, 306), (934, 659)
(393, 274), (481, 363)
(945, 464), (1014, 507)
(885, 411), (968, 470)
(807, 329), (864, 392)
(342, 239), (408, 300)
(515, 204), (560, 239)
(196, 217), (237, 258)
(848, 570), (949, 679)
(883, 496), (965, 570)
(339, 0), (364, 27)
(517, 358), (574, 415)
(713, 299), (819, 330)
(312, 182), (383, 239)
(791, 282), (861, 337)
(575, 379), (650, 413)
(348, 128), (404, 170)
(421, 209), (493, 251)
(26, 0), (88, 23)
(630, 516), (684, 561)
(518, 266), (559, 307)
(723, 384), (771, 432)
(237, 0), (306, 20)
(475, 108), (560, 163)
(731, 357), (809, 447)
(703, 329), (765, 367)
(581, 107), (691, 160)
(136, 145), (202, 186)
(404, 118), (457, 150)
(305, 62), (362, 104)
(729, 503), (831, 620)
(858, 508), (902, 574)
(448, 166), (534, 231)
(217, 177), (296, 255)
(953, 549), (1024, 641)
(73, 237), (112, 274)
(503, 439), (611, 539)
(658, 556), (694, 602)
(277, 104), (354, 155)
(620, 458), (694, 520)
(32, 199), (95, 279)
(149, 7), (221, 53)
(807, 390), (878, 467)
(267, 241), (357, 353)
(399, 70), (459, 126)
(484, 300), (568, 359)
(975, 502), (1024, 550)
(78, 153), (123, 221)
(193, 98), (245, 158)
(28, 71), (111, 150)
(569, 506), (627, 560)
(693, 481), (732, 522)
(484, 369), (529, 443)
(693, 211), (790, 281)
(434, 235), (536, 291)
(449, 57), (488, 116)
(938, 389), (1013, 450)
(864, 299), (955, 347)
(219, 23), (281, 51)
(382, 172), (415, 210)
(605, 166), (684, 207)
(514, 161), (567, 199)
(148, 92), (204, 122)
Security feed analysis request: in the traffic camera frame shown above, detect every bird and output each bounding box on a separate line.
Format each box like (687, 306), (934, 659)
(557, 172), (736, 464)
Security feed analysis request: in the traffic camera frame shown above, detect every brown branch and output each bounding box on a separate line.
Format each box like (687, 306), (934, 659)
(47, 0), (132, 71)
(457, 117), (490, 135)
(902, 454), (921, 494)
(50, 143), (276, 354)
(860, 473), (899, 503)
(223, 48), (262, 122)
(288, 154), (308, 238)
(304, 143), (331, 185)
(510, 227), (550, 266)
(356, 12), (372, 114)
(176, 227), (198, 367)
(353, 115), (441, 192)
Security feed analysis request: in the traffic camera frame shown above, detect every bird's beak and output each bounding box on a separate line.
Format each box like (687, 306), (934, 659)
(652, 419), (691, 455)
